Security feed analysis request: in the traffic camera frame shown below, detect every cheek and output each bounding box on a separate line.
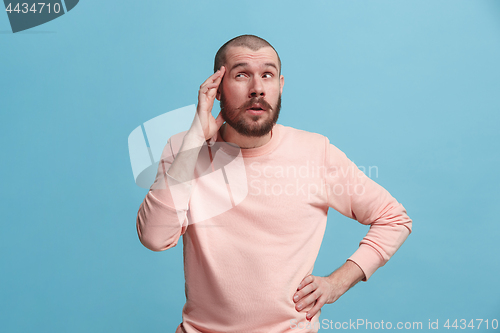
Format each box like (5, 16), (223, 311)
(266, 80), (281, 92)
(225, 83), (248, 99)
(267, 86), (281, 99)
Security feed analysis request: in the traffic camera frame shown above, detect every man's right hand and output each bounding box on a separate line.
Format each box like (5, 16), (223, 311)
(190, 66), (226, 141)
(166, 66), (226, 183)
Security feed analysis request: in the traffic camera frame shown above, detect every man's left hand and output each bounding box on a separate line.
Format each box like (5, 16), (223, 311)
(293, 260), (365, 321)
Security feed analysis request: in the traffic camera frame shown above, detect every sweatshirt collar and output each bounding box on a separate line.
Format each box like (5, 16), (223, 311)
(215, 123), (281, 157)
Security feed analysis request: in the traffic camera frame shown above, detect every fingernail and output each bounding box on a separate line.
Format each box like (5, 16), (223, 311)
(297, 304), (302, 310)
(306, 313), (311, 321)
(293, 295), (298, 301)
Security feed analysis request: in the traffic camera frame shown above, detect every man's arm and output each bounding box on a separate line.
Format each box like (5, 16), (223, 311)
(136, 67), (226, 251)
(324, 139), (412, 279)
(167, 66), (226, 182)
(294, 138), (412, 320)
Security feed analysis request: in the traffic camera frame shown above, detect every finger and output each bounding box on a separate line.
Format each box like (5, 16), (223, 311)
(297, 275), (313, 290)
(209, 69), (223, 82)
(210, 66), (225, 87)
(204, 81), (222, 90)
(306, 295), (326, 321)
(199, 82), (220, 96)
(212, 70), (224, 87)
(295, 289), (321, 312)
(215, 65), (226, 76)
(294, 282), (316, 303)
(199, 77), (224, 98)
(200, 69), (224, 88)
(199, 85), (224, 104)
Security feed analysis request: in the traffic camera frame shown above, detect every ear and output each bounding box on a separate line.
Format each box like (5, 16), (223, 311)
(216, 79), (224, 101)
(280, 75), (284, 95)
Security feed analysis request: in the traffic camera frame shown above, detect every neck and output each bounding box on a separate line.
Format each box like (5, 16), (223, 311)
(220, 123), (272, 149)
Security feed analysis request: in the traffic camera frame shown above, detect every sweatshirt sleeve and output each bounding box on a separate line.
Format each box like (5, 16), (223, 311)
(324, 137), (412, 280)
(136, 137), (192, 252)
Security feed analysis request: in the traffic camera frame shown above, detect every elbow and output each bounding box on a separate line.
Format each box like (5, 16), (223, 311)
(135, 190), (187, 252)
(139, 237), (179, 252)
(136, 216), (181, 252)
(392, 204), (413, 236)
(404, 220), (412, 235)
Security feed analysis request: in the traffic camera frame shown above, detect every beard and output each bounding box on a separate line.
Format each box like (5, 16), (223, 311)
(219, 91), (281, 137)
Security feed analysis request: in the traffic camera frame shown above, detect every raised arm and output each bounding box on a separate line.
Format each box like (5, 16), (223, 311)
(136, 67), (226, 251)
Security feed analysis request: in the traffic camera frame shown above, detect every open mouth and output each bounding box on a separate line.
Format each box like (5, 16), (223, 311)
(246, 103), (266, 114)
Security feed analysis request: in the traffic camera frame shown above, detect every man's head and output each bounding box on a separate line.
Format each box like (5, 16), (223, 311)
(214, 35), (281, 75)
(214, 35), (284, 137)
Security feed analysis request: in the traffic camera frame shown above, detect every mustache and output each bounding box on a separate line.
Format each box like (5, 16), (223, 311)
(237, 97), (273, 112)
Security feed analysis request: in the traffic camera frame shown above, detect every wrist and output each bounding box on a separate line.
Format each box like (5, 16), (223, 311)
(327, 261), (365, 291)
(182, 131), (207, 150)
(345, 259), (366, 282)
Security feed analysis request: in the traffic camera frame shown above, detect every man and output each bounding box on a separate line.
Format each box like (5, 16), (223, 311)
(136, 35), (412, 333)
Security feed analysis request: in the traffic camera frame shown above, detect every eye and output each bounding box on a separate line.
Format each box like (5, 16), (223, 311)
(235, 73), (247, 78)
(263, 73), (273, 78)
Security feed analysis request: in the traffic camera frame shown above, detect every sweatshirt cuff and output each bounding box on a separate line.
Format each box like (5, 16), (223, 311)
(347, 243), (385, 281)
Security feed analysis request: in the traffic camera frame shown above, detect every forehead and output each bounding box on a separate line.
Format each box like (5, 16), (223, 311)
(225, 46), (279, 71)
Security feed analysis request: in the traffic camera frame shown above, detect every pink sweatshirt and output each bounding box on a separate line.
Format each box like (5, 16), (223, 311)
(136, 124), (412, 333)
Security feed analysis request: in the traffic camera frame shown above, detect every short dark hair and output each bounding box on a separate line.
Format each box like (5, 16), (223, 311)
(214, 34), (281, 75)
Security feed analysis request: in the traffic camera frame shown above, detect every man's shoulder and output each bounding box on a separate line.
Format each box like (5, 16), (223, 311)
(277, 124), (329, 145)
(277, 124), (347, 158)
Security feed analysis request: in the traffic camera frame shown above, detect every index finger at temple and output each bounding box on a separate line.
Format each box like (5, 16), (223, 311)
(200, 69), (223, 88)
(214, 66), (226, 83)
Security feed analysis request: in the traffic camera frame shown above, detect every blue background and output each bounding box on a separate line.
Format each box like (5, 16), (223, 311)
(1, 0), (499, 332)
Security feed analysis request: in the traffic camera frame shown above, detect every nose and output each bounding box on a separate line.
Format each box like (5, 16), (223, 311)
(249, 76), (265, 98)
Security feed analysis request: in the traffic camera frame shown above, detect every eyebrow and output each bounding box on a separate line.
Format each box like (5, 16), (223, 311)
(230, 62), (278, 72)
